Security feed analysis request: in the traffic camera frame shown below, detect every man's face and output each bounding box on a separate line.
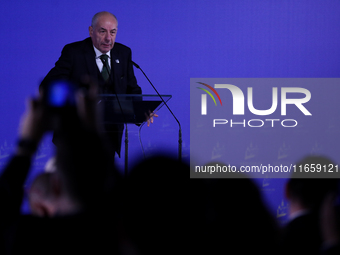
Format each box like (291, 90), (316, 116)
(89, 14), (118, 53)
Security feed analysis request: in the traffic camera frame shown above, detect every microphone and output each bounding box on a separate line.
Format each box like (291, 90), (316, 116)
(131, 60), (182, 162)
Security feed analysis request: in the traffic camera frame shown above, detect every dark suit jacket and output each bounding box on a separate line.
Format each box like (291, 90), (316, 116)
(40, 37), (142, 156)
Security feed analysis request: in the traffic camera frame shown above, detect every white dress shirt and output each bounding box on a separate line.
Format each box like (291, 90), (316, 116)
(93, 46), (111, 72)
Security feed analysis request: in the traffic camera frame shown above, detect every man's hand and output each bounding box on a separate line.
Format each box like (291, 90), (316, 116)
(17, 97), (48, 156)
(76, 76), (101, 132)
(146, 111), (159, 127)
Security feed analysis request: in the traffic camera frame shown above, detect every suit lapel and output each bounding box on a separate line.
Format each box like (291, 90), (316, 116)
(83, 38), (101, 80)
(86, 54), (99, 78)
(110, 48), (121, 92)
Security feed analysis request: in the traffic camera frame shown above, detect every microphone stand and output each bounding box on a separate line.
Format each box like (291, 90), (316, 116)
(132, 61), (182, 162)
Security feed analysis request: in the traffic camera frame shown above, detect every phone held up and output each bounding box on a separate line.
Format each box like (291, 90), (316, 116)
(43, 79), (79, 131)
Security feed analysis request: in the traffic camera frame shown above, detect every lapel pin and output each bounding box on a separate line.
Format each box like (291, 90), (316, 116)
(115, 59), (119, 64)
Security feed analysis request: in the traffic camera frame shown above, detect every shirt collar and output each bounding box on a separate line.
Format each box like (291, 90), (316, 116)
(93, 46), (111, 59)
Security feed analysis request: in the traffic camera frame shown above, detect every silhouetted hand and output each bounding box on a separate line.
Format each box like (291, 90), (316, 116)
(76, 76), (101, 132)
(17, 97), (48, 156)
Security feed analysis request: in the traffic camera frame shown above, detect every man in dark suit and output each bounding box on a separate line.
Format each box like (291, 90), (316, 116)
(40, 11), (152, 156)
(282, 156), (340, 255)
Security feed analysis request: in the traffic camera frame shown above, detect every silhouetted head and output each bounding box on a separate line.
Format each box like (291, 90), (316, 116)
(123, 154), (189, 255)
(286, 156), (339, 210)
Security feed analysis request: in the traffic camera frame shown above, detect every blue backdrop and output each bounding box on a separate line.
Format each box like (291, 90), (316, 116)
(1, 0), (340, 222)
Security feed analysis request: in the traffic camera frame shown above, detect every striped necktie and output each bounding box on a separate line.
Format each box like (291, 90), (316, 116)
(100, 54), (110, 81)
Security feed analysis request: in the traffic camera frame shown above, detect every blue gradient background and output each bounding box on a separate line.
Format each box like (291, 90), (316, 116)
(1, 0), (340, 222)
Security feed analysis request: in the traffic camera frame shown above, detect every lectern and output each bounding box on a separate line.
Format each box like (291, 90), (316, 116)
(97, 94), (172, 175)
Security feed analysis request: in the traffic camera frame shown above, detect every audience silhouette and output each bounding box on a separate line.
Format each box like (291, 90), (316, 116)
(0, 80), (339, 255)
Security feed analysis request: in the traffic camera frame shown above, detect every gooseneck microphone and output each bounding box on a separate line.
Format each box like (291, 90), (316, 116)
(131, 61), (182, 162)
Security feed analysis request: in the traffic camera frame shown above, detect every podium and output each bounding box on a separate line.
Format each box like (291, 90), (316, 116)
(97, 94), (172, 175)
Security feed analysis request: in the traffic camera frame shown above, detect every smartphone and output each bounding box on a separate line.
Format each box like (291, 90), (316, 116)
(44, 79), (77, 109)
(43, 79), (79, 131)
